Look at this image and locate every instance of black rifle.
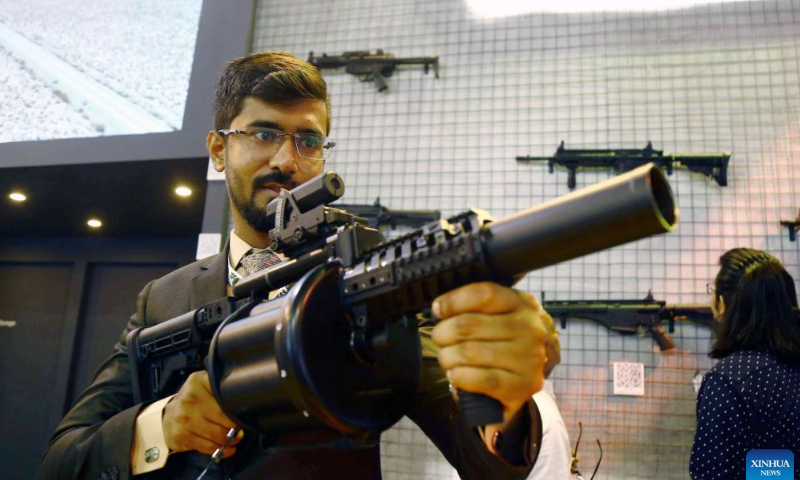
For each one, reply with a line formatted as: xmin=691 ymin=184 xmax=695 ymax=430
xmin=543 ymin=291 xmax=714 ymax=351
xmin=335 ymin=198 xmax=440 ymax=230
xmin=517 ymin=141 xmax=730 ymax=189
xmin=780 ymin=209 xmax=800 ymax=242
xmin=308 ymin=50 xmax=439 ymax=91
xmin=127 ymin=164 xmax=677 ymax=443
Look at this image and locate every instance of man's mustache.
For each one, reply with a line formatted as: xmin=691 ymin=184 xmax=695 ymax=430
xmin=253 ymin=170 xmax=297 ymax=191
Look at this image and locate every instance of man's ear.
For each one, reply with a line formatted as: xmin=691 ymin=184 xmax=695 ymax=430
xmin=206 ymin=130 xmax=226 ymax=172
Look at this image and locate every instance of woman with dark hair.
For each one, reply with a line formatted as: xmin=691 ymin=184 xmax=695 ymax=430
xmin=690 ymin=248 xmax=800 ymax=479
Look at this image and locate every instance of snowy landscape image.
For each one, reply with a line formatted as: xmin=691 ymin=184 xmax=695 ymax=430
xmin=0 ymin=0 xmax=203 ymax=143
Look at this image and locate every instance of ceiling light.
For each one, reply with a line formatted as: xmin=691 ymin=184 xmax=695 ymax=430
xmin=175 ymin=186 xmax=192 ymax=197
xmin=9 ymin=192 xmax=27 ymax=202
xmin=87 ymin=218 xmax=103 ymax=228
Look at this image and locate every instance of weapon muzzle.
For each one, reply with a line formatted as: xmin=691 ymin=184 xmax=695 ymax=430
xmin=484 ymin=163 xmax=678 ymax=278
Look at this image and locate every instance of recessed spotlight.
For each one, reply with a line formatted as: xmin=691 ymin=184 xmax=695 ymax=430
xmin=87 ymin=218 xmax=103 ymax=228
xmin=175 ymin=186 xmax=192 ymax=197
xmin=9 ymin=192 xmax=27 ymax=202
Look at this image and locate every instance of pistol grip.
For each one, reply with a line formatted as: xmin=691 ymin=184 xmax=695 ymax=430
xmin=651 ymin=325 xmax=675 ymax=351
xmin=372 ymin=66 xmax=389 ymax=92
xmin=458 ymin=391 xmax=504 ymax=427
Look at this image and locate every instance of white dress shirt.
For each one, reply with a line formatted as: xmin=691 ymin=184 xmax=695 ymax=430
xmin=527 ymin=380 xmax=573 ymax=480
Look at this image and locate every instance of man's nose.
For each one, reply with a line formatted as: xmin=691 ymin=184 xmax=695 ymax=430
xmin=268 ymin=136 xmax=298 ymax=175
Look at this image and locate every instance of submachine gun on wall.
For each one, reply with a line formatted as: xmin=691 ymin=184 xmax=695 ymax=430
xmin=517 ymin=141 xmax=730 ymax=189
xmin=543 ymin=291 xmax=714 ymax=351
xmin=780 ymin=209 xmax=800 ymax=242
xmin=308 ymin=50 xmax=439 ymax=91
xmin=126 ymin=164 xmax=677 ymax=444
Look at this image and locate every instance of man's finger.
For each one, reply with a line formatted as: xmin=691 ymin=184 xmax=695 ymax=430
xmin=195 ymin=371 xmax=213 ymax=394
xmin=433 ymin=282 xmax=532 ymax=318
xmin=202 ymin=407 xmax=238 ymax=431
xmin=517 ymin=290 xmax=541 ymax=310
xmin=192 ymin=421 xmax=239 ymax=446
xmin=231 ymin=428 xmax=245 ymax=445
xmin=184 ymin=435 xmax=238 ymax=458
xmin=448 ymin=365 xmax=542 ymax=401
xmin=188 ymin=371 xmax=239 ymax=431
xmin=437 ymin=339 xmax=539 ymax=373
xmin=431 ymin=311 xmax=532 ymax=345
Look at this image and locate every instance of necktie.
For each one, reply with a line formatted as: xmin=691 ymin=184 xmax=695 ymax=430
xmin=239 ymin=248 xmax=281 ymax=275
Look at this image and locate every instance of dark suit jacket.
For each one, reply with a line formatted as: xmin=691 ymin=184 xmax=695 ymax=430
xmin=36 ymin=246 xmax=537 ymax=480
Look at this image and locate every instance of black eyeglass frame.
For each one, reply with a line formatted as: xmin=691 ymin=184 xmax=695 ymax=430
xmin=217 ymin=127 xmax=336 ymax=161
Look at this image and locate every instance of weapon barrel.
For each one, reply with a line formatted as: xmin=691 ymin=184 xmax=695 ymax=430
xmin=668 ymin=153 xmax=730 ymax=161
xmin=233 ymin=248 xmax=330 ymax=297
xmin=484 ymin=163 xmax=677 ymax=278
xmin=310 ymin=58 xmax=347 ymax=68
xmin=391 ymin=56 xmax=438 ymax=65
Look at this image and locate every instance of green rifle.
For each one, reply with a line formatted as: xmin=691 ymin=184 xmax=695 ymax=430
xmin=543 ymin=291 xmax=714 ymax=351
xmin=308 ymin=50 xmax=439 ymax=91
xmin=517 ymin=141 xmax=730 ymax=189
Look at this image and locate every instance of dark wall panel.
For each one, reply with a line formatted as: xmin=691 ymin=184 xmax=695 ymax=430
xmin=0 ymin=236 xmax=197 ymax=480
xmin=69 ymin=262 xmax=177 ymax=404
xmin=0 ymin=263 xmax=75 ymax=480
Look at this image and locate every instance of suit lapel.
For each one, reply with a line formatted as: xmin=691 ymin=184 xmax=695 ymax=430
xmin=190 ymin=243 xmax=230 ymax=309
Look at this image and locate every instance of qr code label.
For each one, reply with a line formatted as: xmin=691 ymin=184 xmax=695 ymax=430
xmin=613 ymin=362 xmax=645 ymax=396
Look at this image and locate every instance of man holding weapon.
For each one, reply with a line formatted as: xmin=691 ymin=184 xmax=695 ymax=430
xmin=38 ymin=50 xmax=679 ymax=480
xmin=37 ymin=51 xmax=549 ymax=480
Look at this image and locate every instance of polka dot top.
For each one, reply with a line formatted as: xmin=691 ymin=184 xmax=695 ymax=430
xmin=689 ymin=350 xmax=800 ymax=479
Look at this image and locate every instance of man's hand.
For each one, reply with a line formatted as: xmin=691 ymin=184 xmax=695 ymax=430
xmin=431 ymin=282 xmax=547 ymax=454
xmin=162 ymin=371 xmax=244 ymax=458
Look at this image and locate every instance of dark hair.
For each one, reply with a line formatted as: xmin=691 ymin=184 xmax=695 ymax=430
xmin=213 ymin=51 xmax=331 ymax=133
xmin=710 ymin=248 xmax=800 ymax=365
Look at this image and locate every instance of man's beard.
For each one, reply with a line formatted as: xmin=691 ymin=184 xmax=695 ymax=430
xmin=227 ymin=168 xmax=297 ymax=233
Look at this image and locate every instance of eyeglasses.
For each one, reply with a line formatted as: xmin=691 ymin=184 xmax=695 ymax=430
xmin=218 ymin=127 xmax=336 ymax=162
xmin=706 ymin=282 xmax=716 ymax=295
